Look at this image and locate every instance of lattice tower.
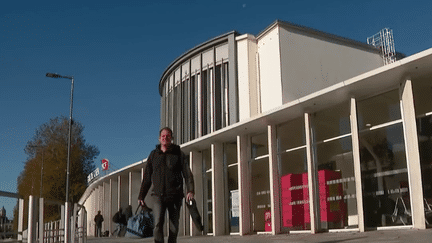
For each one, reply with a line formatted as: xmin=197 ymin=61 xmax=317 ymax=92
xmin=367 ymin=28 xmax=396 ymax=65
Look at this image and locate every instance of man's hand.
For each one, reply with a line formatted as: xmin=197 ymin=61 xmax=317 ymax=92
xmin=186 ymin=192 xmax=194 ymax=203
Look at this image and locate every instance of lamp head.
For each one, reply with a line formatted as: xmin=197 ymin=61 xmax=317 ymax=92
xmin=46 ymin=73 xmax=61 ymax=78
xmin=46 ymin=73 xmax=73 ymax=80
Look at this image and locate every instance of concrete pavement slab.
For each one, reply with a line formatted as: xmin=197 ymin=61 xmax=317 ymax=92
xmin=87 ymin=228 xmax=432 ymax=243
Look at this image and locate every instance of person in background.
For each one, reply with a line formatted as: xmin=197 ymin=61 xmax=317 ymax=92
xmin=94 ymin=210 xmax=104 ymax=237
xmin=138 ymin=127 xmax=194 ymax=243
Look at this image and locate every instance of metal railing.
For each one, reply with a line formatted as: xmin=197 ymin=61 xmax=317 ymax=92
xmin=1 ymin=191 xmax=87 ymax=243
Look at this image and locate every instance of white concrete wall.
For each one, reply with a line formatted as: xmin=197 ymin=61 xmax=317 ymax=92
xmin=119 ymin=174 xmax=129 ymax=209
xmin=130 ymin=171 xmax=141 ymax=210
xmin=257 ymin=27 xmax=283 ymax=113
xmin=103 ymin=181 xmax=110 ymax=233
xmin=110 ymin=178 xmax=118 ymax=234
xmin=237 ymin=34 xmax=259 ymax=121
xmin=278 ymin=26 xmax=383 ymax=103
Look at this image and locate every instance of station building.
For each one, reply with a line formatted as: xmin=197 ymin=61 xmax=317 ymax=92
xmin=79 ymin=20 xmax=432 ymax=237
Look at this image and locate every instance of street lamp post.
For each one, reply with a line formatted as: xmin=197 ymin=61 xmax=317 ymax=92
xmin=46 ymin=72 xmax=74 ymax=242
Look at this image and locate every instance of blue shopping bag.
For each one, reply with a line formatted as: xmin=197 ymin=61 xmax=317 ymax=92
xmin=125 ymin=205 xmax=154 ymax=238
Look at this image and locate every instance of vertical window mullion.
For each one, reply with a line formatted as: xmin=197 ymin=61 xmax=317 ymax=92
xmin=224 ymin=62 xmax=229 ymax=128
xmin=197 ymin=72 xmax=202 ymax=138
xmin=210 ymin=67 xmax=214 ymax=133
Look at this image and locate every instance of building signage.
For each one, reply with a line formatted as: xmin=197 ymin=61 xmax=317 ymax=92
xmin=87 ymin=168 xmax=100 ymax=184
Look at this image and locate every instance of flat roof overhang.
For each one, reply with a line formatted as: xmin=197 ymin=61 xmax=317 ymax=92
xmin=180 ymin=47 xmax=432 ymax=153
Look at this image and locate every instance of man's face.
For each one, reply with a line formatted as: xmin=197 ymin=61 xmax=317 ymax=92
xmin=159 ymin=129 xmax=172 ymax=147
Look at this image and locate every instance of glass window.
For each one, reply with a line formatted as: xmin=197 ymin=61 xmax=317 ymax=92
xmin=182 ymin=78 xmax=190 ymax=143
xmin=223 ymin=62 xmax=229 ymax=127
xmin=357 ymin=90 xmax=410 ymax=227
xmin=224 ymin=142 xmax=239 ymax=233
xmin=174 ymin=81 xmax=181 ymax=144
xmin=202 ymin=70 xmax=209 ymax=136
xmin=251 ymin=133 xmax=268 ymax=159
xmin=250 ymin=133 xmax=270 ymax=232
xmin=412 ymin=77 xmax=432 ymax=217
xmin=357 ymin=90 xmax=401 ymax=131
xmin=202 ymin=149 xmax=212 ymax=234
xmin=215 ymin=65 xmax=222 ymax=131
xmin=315 ymin=137 xmax=356 ymax=229
xmin=278 ymin=117 xmax=310 ymax=231
xmin=190 ymin=75 xmax=197 ymax=140
xmin=251 ymin=157 xmax=270 ymax=232
xmin=312 ymin=103 xmax=357 ymax=230
xmin=209 ymin=68 xmax=213 ymax=132
xmin=197 ymin=73 xmax=202 ymax=138
xmin=313 ymin=103 xmax=351 ymax=141
xmin=278 ymin=118 xmax=305 ymax=152
xmin=168 ymin=87 xmax=173 ymax=130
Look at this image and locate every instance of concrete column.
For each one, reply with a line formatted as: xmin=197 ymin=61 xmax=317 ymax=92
xmin=28 ymin=195 xmax=36 ymax=243
xmin=237 ymin=135 xmax=252 ymax=235
xmin=117 ymin=175 xmax=122 ymax=211
xmin=71 ymin=203 xmax=78 ymax=243
xmin=305 ymin=113 xmax=319 ymax=233
xmin=18 ymin=198 xmax=24 ymax=241
xmin=110 ymin=178 xmax=118 ymax=234
xmin=129 ymin=172 xmax=133 ymax=206
xmin=119 ymin=175 xmax=129 ymax=209
xmin=99 ymin=185 xmax=103 ymax=213
xmin=190 ymin=151 xmax=204 ymax=236
xmin=39 ymin=198 xmax=44 ymax=243
xmin=400 ymin=79 xmax=426 ymax=229
xmin=88 ymin=189 xmax=95 ymax=236
xmin=350 ymin=97 xmax=365 ymax=232
xmin=268 ymin=125 xmax=281 ymax=234
xmin=130 ymin=171 xmax=141 ymax=210
xmin=212 ymin=142 xmax=226 ymax=235
xmin=103 ymin=181 xmax=110 ymax=233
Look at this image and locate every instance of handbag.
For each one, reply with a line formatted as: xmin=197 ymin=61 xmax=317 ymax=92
xmin=124 ymin=205 xmax=154 ymax=238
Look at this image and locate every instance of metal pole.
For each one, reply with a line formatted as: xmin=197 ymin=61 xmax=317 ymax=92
xmin=66 ymin=77 xmax=74 ymax=203
xmin=65 ymin=77 xmax=74 ymax=243
xmin=40 ymin=149 xmax=44 ymax=199
xmin=45 ymin=73 xmax=75 ymax=242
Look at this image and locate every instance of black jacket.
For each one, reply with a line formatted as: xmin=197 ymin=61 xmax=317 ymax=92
xmin=138 ymin=144 xmax=194 ymax=201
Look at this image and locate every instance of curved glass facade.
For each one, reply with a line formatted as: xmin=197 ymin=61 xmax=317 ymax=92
xmin=159 ymin=33 xmax=238 ymax=144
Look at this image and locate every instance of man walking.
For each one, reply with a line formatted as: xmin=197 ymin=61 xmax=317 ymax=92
xmin=138 ymin=127 xmax=195 ymax=243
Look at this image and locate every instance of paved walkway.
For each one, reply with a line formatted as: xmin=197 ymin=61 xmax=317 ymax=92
xmin=87 ymin=228 xmax=432 ymax=243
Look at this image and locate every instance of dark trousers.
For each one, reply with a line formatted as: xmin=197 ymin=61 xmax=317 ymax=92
xmin=152 ymin=195 xmax=182 ymax=243
xmin=95 ymin=225 xmax=102 ymax=237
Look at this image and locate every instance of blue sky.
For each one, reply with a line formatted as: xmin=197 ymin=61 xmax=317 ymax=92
xmin=1 ymin=0 xmax=431 ymax=219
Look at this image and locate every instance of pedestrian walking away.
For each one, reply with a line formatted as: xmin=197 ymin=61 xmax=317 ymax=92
xmin=138 ymin=127 xmax=195 ymax=243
